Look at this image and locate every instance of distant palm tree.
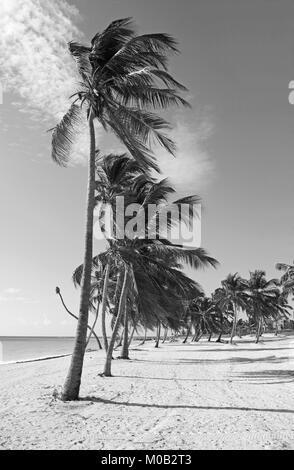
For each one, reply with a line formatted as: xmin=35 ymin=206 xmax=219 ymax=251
xmin=214 ymin=273 xmax=248 ymax=344
xmin=188 ymin=295 xmax=221 ymax=342
xmin=52 ymin=18 xmax=190 ymax=400
xmin=276 ymin=261 xmax=294 ymax=299
xmin=246 ymin=270 xmax=281 ymax=343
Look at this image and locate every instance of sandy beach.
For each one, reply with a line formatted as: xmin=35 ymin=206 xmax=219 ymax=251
xmin=0 ymin=333 xmax=293 ymax=450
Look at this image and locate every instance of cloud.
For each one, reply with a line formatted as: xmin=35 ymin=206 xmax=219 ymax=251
xmin=0 ymin=0 xmax=103 ymax=165
xmin=157 ymin=111 xmax=215 ymax=195
xmin=0 ymin=0 xmax=81 ymax=121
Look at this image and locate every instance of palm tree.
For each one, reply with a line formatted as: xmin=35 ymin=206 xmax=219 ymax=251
xmin=214 ymin=273 xmax=248 ymax=344
xmin=211 ymin=289 xmax=231 ymax=342
xmin=246 ymin=270 xmax=281 ymax=343
xmin=188 ymin=295 xmax=221 ymax=342
xmin=73 ymin=153 xmax=218 ymax=375
xmin=276 ymin=261 xmax=294 ymax=299
xmin=52 ymin=18 xmax=190 ymax=400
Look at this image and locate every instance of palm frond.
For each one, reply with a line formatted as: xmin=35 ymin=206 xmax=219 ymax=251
xmin=51 ymin=104 xmax=83 ymax=166
xmin=68 ymin=42 xmax=92 ymax=79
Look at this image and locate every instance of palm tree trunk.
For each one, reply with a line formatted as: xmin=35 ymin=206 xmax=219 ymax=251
xmin=155 ymin=322 xmax=161 ymax=348
xmin=216 ymin=331 xmax=222 ymax=343
xmin=230 ymin=304 xmax=238 ymax=344
xmin=183 ymin=325 xmax=191 ymax=343
xmin=195 ymin=328 xmax=203 ymax=342
xmin=56 ymin=289 xmax=102 ymax=349
xmin=128 ymin=326 xmax=135 ymax=347
xmin=61 ymin=115 xmax=96 ymax=401
xmin=256 ymin=317 xmax=262 ymax=343
xmin=103 ymin=265 xmax=129 ymax=377
xmin=101 ymin=262 xmax=110 ymax=351
xmin=85 ymin=302 xmax=100 ymax=349
xmin=208 ymin=331 xmax=212 ymax=342
xmin=120 ymin=306 xmax=130 ymax=359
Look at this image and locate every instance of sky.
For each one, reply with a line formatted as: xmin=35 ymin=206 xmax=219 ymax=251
xmin=0 ymin=0 xmax=293 ymax=335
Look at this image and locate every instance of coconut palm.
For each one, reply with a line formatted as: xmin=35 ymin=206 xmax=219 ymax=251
xmin=188 ymin=295 xmax=221 ymax=342
xmin=72 ymin=151 xmax=217 ymax=375
xmin=276 ymin=261 xmax=294 ymax=299
xmin=213 ymin=273 xmax=248 ymax=344
xmin=211 ymin=289 xmax=232 ymax=342
xmin=246 ymin=270 xmax=281 ymax=343
xmin=52 ymin=18 xmax=190 ymax=400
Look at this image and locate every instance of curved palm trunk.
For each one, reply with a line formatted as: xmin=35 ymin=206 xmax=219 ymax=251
xmin=103 ymin=265 xmax=129 ymax=377
xmin=120 ymin=307 xmax=130 ymax=359
xmin=230 ymin=304 xmax=238 ymax=344
xmin=85 ymin=302 xmax=100 ymax=349
xmin=183 ymin=325 xmax=191 ymax=343
xmin=62 ymin=114 xmax=96 ymax=401
xmin=57 ymin=290 xmax=102 ymax=349
xmin=128 ymin=326 xmax=135 ymax=347
xmin=155 ymin=322 xmax=161 ymax=348
xmin=101 ymin=262 xmax=111 ymax=351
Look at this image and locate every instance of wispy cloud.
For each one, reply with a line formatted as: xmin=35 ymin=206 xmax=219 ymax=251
xmin=157 ymin=110 xmax=215 ymax=195
xmin=0 ymin=0 xmax=97 ymax=164
xmin=0 ymin=0 xmax=80 ymax=120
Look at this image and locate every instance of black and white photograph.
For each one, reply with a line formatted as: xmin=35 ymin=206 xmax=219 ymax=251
xmin=0 ymin=0 xmax=294 ymax=453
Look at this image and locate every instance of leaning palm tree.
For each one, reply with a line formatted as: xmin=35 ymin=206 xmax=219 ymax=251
xmin=73 ymin=152 xmax=217 ymax=375
xmin=214 ymin=273 xmax=248 ymax=344
xmin=52 ymin=18 xmax=190 ymax=400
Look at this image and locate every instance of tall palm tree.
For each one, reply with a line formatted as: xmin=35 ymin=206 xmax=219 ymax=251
xmin=52 ymin=18 xmax=190 ymax=400
xmin=214 ymin=273 xmax=248 ymax=344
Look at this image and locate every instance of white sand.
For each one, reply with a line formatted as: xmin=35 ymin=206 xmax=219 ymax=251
xmin=0 ymin=333 xmax=294 ymax=450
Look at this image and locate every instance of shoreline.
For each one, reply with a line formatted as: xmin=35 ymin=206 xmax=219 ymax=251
xmin=0 ymin=348 xmax=99 ymax=366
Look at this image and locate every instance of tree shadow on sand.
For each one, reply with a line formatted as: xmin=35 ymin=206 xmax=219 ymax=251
xmin=234 ymin=369 xmax=294 ymax=385
xmin=79 ymin=396 xmax=294 ymax=414
xmin=131 ymin=356 xmax=290 ymax=365
xmin=171 ymin=347 xmax=293 ymax=353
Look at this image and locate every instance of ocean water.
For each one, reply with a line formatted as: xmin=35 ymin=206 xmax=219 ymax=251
xmin=0 ymin=336 xmax=100 ymax=363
